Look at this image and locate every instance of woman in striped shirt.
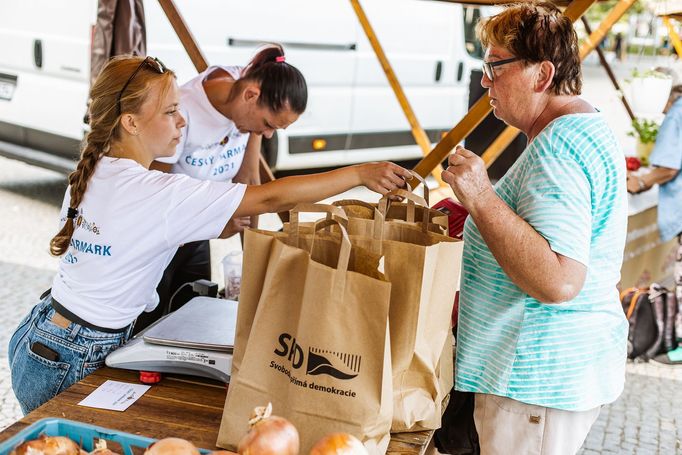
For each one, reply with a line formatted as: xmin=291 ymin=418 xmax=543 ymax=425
xmin=441 ymin=3 xmax=628 ymax=454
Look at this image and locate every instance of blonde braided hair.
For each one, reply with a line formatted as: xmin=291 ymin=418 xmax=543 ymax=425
xmin=50 ymin=55 xmax=175 ymax=256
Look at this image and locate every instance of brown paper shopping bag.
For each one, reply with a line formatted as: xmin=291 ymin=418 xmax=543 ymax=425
xmin=228 ymin=204 xmax=347 ymax=383
xmin=356 ymin=222 xmax=462 ymax=432
xmin=218 ymin=217 xmax=393 ymax=454
xmin=326 ymin=189 xmax=462 ymax=432
xmin=283 ymin=198 xmax=463 ymax=432
xmin=230 ymin=204 xmax=379 ymax=383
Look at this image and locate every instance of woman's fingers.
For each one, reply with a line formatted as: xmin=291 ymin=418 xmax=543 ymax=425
xmin=441 ymin=169 xmax=456 ymax=186
xmin=387 ymin=170 xmax=407 ymax=187
xmin=390 ymin=162 xmax=413 ymax=180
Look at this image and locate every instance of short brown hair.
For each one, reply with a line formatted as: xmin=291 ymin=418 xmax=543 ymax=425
xmin=476 ymin=2 xmax=581 ymax=96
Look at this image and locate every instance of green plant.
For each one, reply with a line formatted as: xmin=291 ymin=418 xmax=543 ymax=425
xmin=628 ymin=118 xmax=659 ymax=144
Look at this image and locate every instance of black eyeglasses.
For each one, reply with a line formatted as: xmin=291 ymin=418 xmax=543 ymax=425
xmin=482 ymin=57 xmax=521 ymax=82
xmin=116 ymin=56 xmax=168 ymax=116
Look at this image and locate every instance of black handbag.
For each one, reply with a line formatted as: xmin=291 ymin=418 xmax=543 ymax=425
xmin=433 ymin=389 xmax=480 ymax=454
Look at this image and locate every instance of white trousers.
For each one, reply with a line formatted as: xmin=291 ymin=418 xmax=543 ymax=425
xmin=473 ymin=393 xmax=601 ymax=455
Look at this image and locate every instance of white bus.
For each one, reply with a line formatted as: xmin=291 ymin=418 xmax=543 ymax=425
xmin=0 ymin=0 xmax=482 ymax=173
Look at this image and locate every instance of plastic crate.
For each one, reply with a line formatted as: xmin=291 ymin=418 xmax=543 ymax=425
xmin=0 ymin=418 xmax=212 ymax=455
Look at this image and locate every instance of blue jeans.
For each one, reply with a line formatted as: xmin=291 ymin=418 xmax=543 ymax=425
xmin=7 ymin=294 xmax=133 ymax=415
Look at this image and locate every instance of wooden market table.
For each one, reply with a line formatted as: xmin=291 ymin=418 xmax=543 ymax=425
xmin=0 ymin=367 xmax=436 ymax=454
xmin=620 ymin=188 xmax=678 ymax=289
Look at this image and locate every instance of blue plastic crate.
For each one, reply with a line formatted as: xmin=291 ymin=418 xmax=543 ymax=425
xmin=0 ymin=418 xmax=212 ymax=455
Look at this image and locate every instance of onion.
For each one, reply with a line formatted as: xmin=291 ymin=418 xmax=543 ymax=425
xmin=309 ymin=433 xmax=368 ymax=455
xmin=88 ymin=439 xmax=120 ymax=455
xmin=11 ymin=435 xmax=81 ymax=455
xmin=237 ymin=403 xmax=299 ymax=455
xmin=144 ymin=438 xmax=200 ymax=455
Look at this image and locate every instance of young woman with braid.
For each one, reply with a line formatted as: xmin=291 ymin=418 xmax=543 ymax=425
xmin=136 ymin=44 xmax=305 ymax=334
xmin=8 ymin=55 xmax=410 ymax=414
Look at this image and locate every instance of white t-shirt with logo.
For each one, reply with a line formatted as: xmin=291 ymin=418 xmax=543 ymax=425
xmin=50 ymin=156 xmax=246 ymax=329
xmin=157 ymin=65 xmax=250 ymax=182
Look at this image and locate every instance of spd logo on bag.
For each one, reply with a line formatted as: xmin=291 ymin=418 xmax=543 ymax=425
xmin=273 ymin=332 xmax=361 ymax=381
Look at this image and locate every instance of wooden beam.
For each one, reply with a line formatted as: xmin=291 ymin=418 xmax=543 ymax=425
xmin=349 ymin=0 xmax=446 ymax=187
xmin=481 ymin=126 xmax=521 ymax=168
xmin=157 ymin=0 xmax=208 ymax=73
xmin=663 ymin=16 xmax=682 ymax=60
xmin=562 ymin=0 xmax=598 ymax=21
xmin=410 ymin=0 xmax=597 ymax=187
xmin=156 ymin=0 xmax=287 ymax=221
xmin=578 ymin=0 xmax=636 ymax=59
xmin=411 ymin=94 xmax=491 ymax=183
xmin=581 ymin=16 xmax=635 ymax=121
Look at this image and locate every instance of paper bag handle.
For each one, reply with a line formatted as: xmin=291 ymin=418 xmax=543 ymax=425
xmin=288 ymin=203 xmax=348 ymax=245
xmin=311 ymin=218 xmax=350 ymax=298
xmin=332 ymin=199 xmax=385 ymax=240
xmin=405 ymin=170 xmax=430 ymax=207
xmin=378 ymin=189 xmax=429 ymax=233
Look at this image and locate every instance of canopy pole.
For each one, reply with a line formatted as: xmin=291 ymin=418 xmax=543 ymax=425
xmin=581 ymin=16 xmax=636 ymax=121
xmin=663 ymin=16 xmax=682 ymax=59
xmin=157 ymin=0 xmax=208 ymax=73
xmin=349 ymin=0 xmax=446 ymax=187
xmin=578 ymin=0 xmax=636 ymax=59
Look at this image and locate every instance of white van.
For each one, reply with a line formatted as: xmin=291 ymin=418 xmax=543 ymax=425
xmin=0 ymin=0 xmax=482 ymax=173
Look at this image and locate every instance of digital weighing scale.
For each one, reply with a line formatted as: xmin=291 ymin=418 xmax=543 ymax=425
xmin=105 ymin=296 xmax=238 ymax=382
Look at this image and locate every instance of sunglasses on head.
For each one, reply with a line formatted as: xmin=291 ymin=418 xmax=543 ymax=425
xmin=116 ymin=56 xmax=168 ymax=116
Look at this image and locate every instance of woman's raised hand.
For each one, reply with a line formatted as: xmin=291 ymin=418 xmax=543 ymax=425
xmin=442 ymin=145 xmax=494 ymax=212
xmin=356 ymin=162 xmax=412 ymax=195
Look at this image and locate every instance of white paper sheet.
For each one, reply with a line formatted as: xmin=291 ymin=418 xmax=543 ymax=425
xmin=78 ymin=380 xmax=151 ymax=411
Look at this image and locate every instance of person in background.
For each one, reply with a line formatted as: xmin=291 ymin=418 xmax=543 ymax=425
xmin=8 ymin=55 xmax=410 ymax=415
xmin=627 ymin=83 xmax=682 ymax=365
xmin=613 ymin=32 xmax=625 ymax=61
xmin=439 ymin=3 xmax=628 ymax=454
xmin=137 ymin=44 xmax=305 ymax=333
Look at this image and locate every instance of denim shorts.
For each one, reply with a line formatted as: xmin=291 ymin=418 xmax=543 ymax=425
xmin=7 ymin=294 xmax=133 ymax=415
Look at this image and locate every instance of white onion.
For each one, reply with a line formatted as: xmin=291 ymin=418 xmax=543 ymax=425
xmin=10 ymin=435 xmax=81 ymax=455
xmin=237 ymin=403 xmax=299 ymax=455
xmin=309 ymin=433 xmax=368 ymax=455
xmin=144 ymin=437 xmax=200 ymax=455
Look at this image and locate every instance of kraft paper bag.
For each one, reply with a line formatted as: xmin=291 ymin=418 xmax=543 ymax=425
xmin=218 ymin=217 xmax=393 ymax=454
xmin=350 ymin=220 xmax=462 ymax=432
xmin=283 ymin=200 xmax=463 ymax=432
xmin=230 ymin=204 xmax=379 ymax=382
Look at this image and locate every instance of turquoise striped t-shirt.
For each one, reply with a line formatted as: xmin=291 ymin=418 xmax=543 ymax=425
xmin=455 ymin=113 xmax=629 ymax=411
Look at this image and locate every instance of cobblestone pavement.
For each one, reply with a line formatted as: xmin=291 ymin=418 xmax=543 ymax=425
xmin=0 ymin=158 xmax=64 ymax=429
